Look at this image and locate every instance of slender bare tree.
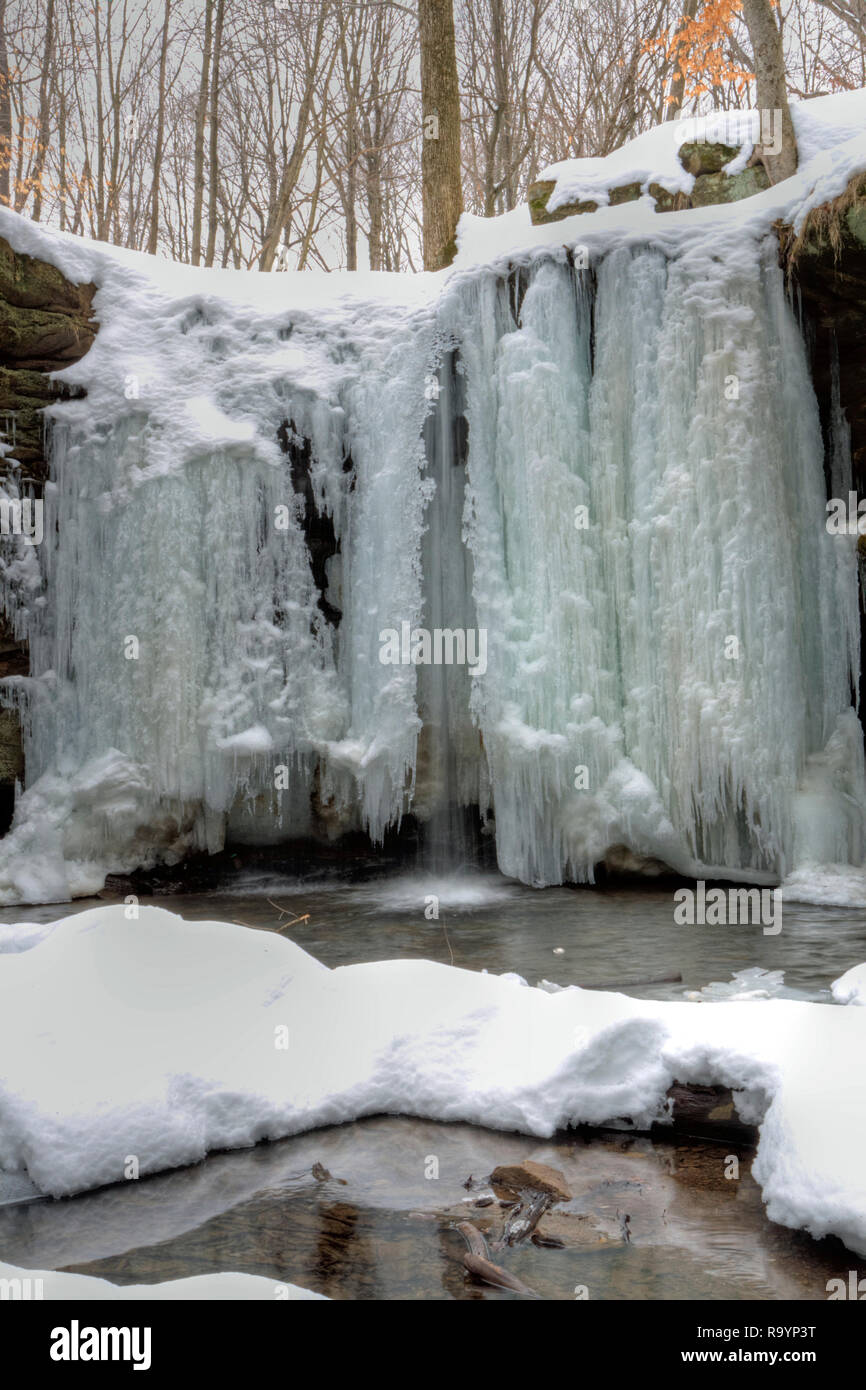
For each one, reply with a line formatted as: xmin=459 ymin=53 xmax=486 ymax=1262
xmin=419 ymin=0 xmax=463 ymax=269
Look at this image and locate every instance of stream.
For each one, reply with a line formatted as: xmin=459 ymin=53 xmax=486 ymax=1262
xmin=1 ymin=874 xmax=864 ymax=1300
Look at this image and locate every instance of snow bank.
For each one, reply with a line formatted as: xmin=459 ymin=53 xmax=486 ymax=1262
xmin=0 ymin=1260 xmax=325 ymax=1300
xmin=832 ymin=962 xmax=866 ymax=1006
xmin=1 ymin=906 xmax=865 ymax=1257
xmin=528 ymin=89 xmax=866 ymax=232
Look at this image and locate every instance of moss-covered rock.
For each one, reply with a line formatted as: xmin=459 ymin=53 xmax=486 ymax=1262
xmin=846 ymin=202 xmax=866 ymax=250
xmin=608 ymin=181 xmax=643 ymax=207
xmin=0 ymin=238 xmax=95 ymax=316
xmin=0 ymin=236 xmax=96 ymax=480
xmin=0 ymin=237 xmax=98 ymax=795
xmin=677 ymin=140 xmax=740 ymax=177
xmin=690 ymin=166 xmax=770 ymax=207
xmin=0 ymin=298 xmax=96 ymax=366
xmin=649 ymin=182 xmax=691 ymax=214
xmin=0 ymin=366 xmax=83 ymax=468
xmin=527 ymin=179 xmax=598 ymax=225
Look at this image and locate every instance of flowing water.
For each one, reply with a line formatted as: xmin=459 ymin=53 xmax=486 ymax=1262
xmin=1 ymin=877 xmax=864 ymax=1299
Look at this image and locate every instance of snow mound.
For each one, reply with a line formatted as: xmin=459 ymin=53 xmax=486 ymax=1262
xmin=533 ymin=88 xmax=866 ymax=222
xmin=1 ymin=905 xmax=865 ymax=1257
xmin=0 ymin=1260 xmax=325 ymax=1300
xmin=456 ymin=88 xmax=866 ymax=268
xmin=832 ymin=963 xmax=866 ymax=1006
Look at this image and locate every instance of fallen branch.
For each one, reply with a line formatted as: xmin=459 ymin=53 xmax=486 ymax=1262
xmin=456 ymin=1221 xmax=491 ymax=1260
xmin=461 ymin=1251 xmax=540 ymax=1298
xmin=496 ymin=1189 xmax=552 ymax=1248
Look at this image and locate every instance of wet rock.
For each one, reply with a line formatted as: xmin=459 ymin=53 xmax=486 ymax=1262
xmin=664 ymin=1082 xmax=756 ymax=1142
xmin=489 ymin=1160 xmax=572 ymax=1203
xmin=0 ymin=707 xmax=23 ymax=784
xmin=533 ymin=1210 xmax=621 ymax=1248
xmin=531 ymin=1231 xmax=564 ymax=1249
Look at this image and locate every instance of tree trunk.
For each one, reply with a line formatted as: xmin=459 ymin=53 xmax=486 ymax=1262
xmin=740 ymin=0 xmax=797 ymax=182
xmin=0 ymin=0 xmax=11 ymax=206
xmin=147 ymin=0 xmax=172 ymax=255
xmin=204 ymin=0 xmax=225 ymax=267
xmin=192 ymin=0 xmax=214 ymax=266
xmin=418 ymin=0 xmax=463 ymax=270
xmin=665 ymin=1 xmax=698 ymax=120
xmin=31 ymin=0 xmax=55 ymax=221
xmin=258 ymin=9 xmax=329 ymax=272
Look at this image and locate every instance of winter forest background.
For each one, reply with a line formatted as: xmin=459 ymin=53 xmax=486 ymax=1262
xmin=2 ymin=0 xmax=866 ymax=274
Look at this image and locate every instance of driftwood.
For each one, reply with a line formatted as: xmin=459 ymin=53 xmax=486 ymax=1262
xmin=457 ymin=1221 xmax=540 ymax=1297
xmin=495 ymin=1189 xmax=552 ymax=1248
xmin=461 ymin=1252 xmax=540 ymax=1298
xmin=456 ymin=1221 xmax=491 ymax=1260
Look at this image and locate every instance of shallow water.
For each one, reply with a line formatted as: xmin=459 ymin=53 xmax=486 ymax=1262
xmin=1 ymin=874 xmax=864 ymax=1299
xmin=7 ymin=870 xmax=860 ymax=1000
xmin=0 ymin=1116 xmax=860 ymax=1301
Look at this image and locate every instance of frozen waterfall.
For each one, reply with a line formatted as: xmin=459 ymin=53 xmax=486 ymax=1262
xmin=0 ymin=234 xmax=863 ymax=901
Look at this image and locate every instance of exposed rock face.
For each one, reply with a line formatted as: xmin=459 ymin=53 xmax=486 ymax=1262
xmin=690 ymin=165 xmax=769 ymax=207
xmin=676 ymin=140 xmax=741 ymax=177
xmin=0 ymin=237 xmax=96 ymax=483
xmin=527 ymin=143 xmax=769 ymax=225
xmin=647 ymin=182 xmax=691 ymax=214
xmin=783 ymin=175 xmax=866 ymax=486
xmin=527 ymin=179 xmax=597 ymax=224
xmin=0 ymin=235 xmax=97 ymax=825
xmin=783 ymin=174 xmax=866 ymax=709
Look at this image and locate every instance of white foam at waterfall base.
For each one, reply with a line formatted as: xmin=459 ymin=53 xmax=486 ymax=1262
xmin=1 ymin=88 xmax=866 ymax=900
xmin=1 ymin=905 xmax=865 ymax=1259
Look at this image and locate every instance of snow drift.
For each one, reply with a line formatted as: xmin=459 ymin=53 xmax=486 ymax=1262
xmin=1 ymin=905 xmax=865 ymax=1257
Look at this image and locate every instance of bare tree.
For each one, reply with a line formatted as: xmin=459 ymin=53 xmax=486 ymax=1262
xmin=419 ymin=0 xmax=463 ymax=269
xmin=742 ymin=0 xmax=798 ymax=179
xmin=0 ymin=0 xmax=11 ymax=206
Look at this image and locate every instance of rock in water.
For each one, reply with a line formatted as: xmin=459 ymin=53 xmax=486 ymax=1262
xmin=489 ymin=1161 xmax=573 ymax=1203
